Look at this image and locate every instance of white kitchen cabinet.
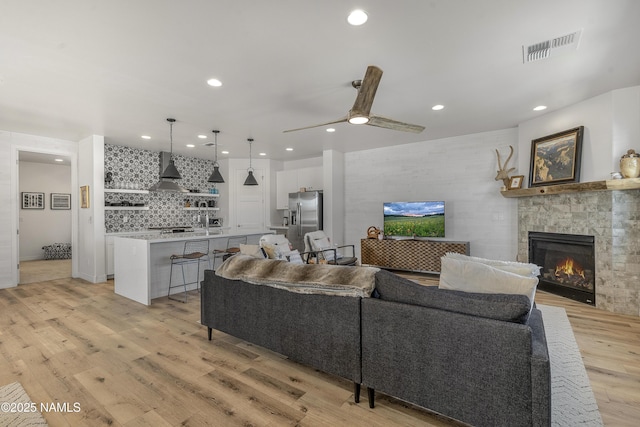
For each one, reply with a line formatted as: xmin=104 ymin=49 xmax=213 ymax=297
xmin=298 ymin=166 xmax=322 ymax=192
xmin=276 ymin=166 xmax=322 ymax=209
xmin=276 ymin=169 xmax=299 ymax=209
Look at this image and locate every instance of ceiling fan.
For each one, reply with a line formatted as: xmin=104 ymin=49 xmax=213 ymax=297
xmin=283 ymin=65 xmax=425 ymax=134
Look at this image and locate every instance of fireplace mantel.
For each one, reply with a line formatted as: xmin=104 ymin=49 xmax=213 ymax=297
xmin=501 ymin=177 xmax=640 ymax=198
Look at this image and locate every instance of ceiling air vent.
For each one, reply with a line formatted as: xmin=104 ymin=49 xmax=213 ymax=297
xmin=523 ymin=29 xmax=582 ymax=63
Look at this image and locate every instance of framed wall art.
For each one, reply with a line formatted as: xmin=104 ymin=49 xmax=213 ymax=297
xmin=22 ymin=192 xmax=45 ymax=209
xmin=529 ymin=126 xmax=584 ymax=187
xmin=508 ymin=175 xmax=524 ymax=190
xmin=51 ymin=193 xmax=71 ymax=210
xmin=80 ymin=185 xmax=90 ymax=208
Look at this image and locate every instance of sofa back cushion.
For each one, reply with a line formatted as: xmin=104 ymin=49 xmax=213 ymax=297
xmin=439 ymin=254 xmax=538 ymax=313
xmin=374 ymin=269 xmax=532 ymax=324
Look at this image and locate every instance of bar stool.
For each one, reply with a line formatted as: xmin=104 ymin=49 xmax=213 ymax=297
xmin=212 ymin=236 xmax=248 ymax=270
xmin=168 ymin=240 xmax=211 ymax=303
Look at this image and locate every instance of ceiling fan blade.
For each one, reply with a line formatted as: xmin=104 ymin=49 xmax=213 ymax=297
xmin=367 ymin=115 xmax=425 ymax=133
xmin=283 ymin=117 xmax=347 ymax=133
xmin=350 ymin=65 xmax=383 ymax=116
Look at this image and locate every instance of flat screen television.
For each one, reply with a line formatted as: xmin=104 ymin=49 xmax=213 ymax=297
xmin=383 ymin=201 xmax=445 ymax=238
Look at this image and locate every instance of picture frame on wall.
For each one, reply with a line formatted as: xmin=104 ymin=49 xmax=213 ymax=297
xmin=22 ymin=192 xmax=45 ymax=209
xmin=51 ymin=193 xmax=71 ymax=210
xmin=529 ymin=126 xmax=584 ymax=187
xmin=80 ymin=185 xmax=90 ymax=208
xmin=508 ymin=175 xmax=524 ymax=190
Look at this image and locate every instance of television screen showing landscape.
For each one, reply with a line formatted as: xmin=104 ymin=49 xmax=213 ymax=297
xmin=383 ymin=201 xmax=445 ymax=237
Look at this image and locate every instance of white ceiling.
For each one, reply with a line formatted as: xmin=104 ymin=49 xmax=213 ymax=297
xmin=2 ymin=0 xmax=639 ymax=162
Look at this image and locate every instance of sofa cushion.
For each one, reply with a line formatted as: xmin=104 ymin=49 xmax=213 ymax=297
xmin=374 ymin=269 xmax=532 ymax=323
xmin=239 ymin=244 xmax=266 ymax=259
xmin=439 ymin=254 xmax=538 ymax=312
xmin=443 ymin=252 xmax=540 ymax=277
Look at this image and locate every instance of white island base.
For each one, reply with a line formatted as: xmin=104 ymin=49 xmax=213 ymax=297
xmin=114 ymin=230 xmax=271 ymax=305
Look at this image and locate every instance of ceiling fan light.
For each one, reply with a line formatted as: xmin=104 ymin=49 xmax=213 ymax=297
xmin=208 ymin=165 xmax=224 ymax=183
xmin=348 ymin=116 xmax=369 ymax=125
xmin=244 ymin=170 xmax=258 ymax=186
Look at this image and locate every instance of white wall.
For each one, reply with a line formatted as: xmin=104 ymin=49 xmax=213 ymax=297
xmin=19 ymin=162 xmax=72 ymax=260
xmin=344 ymin=128 xmax=519 ymax=262
xmin=518 ymin=85 xmax=640 ymax=183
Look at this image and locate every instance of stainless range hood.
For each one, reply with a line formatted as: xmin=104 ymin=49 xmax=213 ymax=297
xmin=149 ymin=152 xmax=189 ymax=192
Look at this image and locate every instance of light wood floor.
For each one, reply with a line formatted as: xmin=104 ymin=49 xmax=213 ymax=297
xmin=19 ymin=259 xmax=72 ymax=284
xmin=0 ymin=274 xmax=639 ymax=426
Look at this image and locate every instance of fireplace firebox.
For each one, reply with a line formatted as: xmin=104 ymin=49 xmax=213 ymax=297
xmin=528 ymin=232 xmax=595 ymax=305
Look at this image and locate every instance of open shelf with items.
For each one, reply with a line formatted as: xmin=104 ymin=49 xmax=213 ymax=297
xmin=500 ymin=177 xmax=640 ymax=198
xmin=187 ymin=193 xmax=220 ymax=197
xmin=105 ymin=206 xmax=149 ymax=211
xmin=183 ymin=207 xmax=220 ymax=211
xmin=105 ymin=189 xmax=150 ymax=194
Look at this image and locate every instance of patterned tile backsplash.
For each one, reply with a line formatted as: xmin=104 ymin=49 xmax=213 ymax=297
xmin=104 ymin=144 xmax=220 ymax=233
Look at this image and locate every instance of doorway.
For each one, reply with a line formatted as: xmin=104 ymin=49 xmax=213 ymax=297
xmin=18 ymin=151 xmax=73 ymax=284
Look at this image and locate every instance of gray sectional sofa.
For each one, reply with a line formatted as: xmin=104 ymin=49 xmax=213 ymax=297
xmin=200 ymin=256 xmax=551 ymax=426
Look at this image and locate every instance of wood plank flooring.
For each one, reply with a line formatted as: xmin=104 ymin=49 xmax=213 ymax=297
xmin=0 ymin=273 xmax=639 ymax=426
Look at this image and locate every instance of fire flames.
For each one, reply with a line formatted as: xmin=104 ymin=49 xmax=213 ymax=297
xmin=554 ymin=257 xmax=585 ymax=279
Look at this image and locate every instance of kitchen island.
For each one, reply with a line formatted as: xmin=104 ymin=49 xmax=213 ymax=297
xmin=113 ymin=229 xmax=272 ymax=305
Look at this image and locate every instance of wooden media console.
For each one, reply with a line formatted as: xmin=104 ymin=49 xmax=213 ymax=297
xmin=361 ymin=238 xmax=470 ymax=273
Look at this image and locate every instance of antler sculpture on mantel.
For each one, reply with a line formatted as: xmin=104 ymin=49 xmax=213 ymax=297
xmin=495 ymin=145 xmax=515 ymax=188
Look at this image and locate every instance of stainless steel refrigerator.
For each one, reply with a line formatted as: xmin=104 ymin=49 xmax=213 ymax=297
xmin=288 ymin=191 xmax=323 ymax=251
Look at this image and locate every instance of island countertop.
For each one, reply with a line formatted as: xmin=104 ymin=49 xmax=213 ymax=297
xmin=113 ymin=229 xmax=272 ymax=305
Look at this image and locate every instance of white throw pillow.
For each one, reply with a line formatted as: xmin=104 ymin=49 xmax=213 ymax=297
xmin=311 ymin=237 xmax=336 ymax=261
xmin=284 ymin=249 xmax=304 ymax=264
xmin=239 ymin=244 xmax=266 ymax=259
xmin=439 ymin=255 xmax=538 ymax=310
xmin=444 ymin=252 xmax=540 ymax=277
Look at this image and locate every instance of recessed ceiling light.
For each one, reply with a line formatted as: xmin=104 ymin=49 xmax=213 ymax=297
xmin=186 ymin=144 xmax=195 ymax=148
xmin=141 ymin=135 xmax=151 ymax=140
xmin=533 ymin=105 xmax=547 ymax=111
xmin=221 ymin=150 xmax=229 ymax=154
xmin=54 ymin=158 xmax=63 ymax=162
xmin=286 ymin=147 xmax=294 ymax=151
xmin=197 ymin=134 xmax=207 ymax=139
xmin=259 ymin=152 xmax=266 ymax=156
xmin=347 ymin=9 xmax=368 ymax=26
xmin=432 ymin=105 xmax=444 ymax=111
xmin=207 ymin=78 xmax=222 ymax=87
xmin=326 ymin=128 xmax=336 ymax=132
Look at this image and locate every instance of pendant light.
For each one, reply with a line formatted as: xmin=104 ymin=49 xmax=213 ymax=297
xmin=243 ymin=138 xmax=258 ymax=186
xmin=161 ymin=118 xmax=182 ymax=179
xmin=207 ymin=129 xmax=224 ymax=183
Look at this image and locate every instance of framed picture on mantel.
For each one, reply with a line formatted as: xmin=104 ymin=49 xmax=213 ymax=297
xmin=529 ymin=126 xmax=583 ymax=187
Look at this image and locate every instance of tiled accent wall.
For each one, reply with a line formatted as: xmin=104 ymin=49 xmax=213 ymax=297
xmin=518 ymin=190 xmax=640 ymax=316
xmin=104 ymin=144 xmax=219 ymax=233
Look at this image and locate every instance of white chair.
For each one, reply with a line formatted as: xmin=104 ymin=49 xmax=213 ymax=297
xmin=168 ymin=240 xmax=211 ymax=302
xmin=259 ymin=234 xmax=308 ymax=263
xmin=304 ymin=231 xmax=358 ymax=266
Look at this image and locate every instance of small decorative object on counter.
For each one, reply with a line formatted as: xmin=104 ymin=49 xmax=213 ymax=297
xmin=620 ymin=149 xmax=640 ymax=178
xmin=367 ymin=226 xmax=381 ymax=239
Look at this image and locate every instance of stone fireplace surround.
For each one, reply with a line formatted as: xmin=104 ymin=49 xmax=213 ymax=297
xmin=517 ymin=189 xmax=640 ymax=316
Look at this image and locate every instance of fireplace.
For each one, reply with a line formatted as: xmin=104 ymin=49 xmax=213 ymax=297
xmin=528 ymin=232 xmax=595 ymax=305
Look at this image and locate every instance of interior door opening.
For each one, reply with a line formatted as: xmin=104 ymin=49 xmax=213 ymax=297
xmin=18 ymin=151 xmax=73 ymax=284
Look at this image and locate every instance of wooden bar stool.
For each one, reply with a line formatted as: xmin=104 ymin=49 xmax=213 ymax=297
xmin=168 ymin=240 xmax=211 ymax=303
xmin=212 ymin=236 xmax=248 ymax=270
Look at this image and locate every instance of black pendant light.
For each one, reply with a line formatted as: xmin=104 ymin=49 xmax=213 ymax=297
xmin=243 ymin=138 xmax=258 ymax=186
xmin=207 ymin=129 xmax=224 ymax=183
xmin=161 ymin=118 xmax=182 ymax=179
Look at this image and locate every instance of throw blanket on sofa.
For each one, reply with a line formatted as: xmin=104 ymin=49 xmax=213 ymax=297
xmin=215 ymin=254 xmax=378 ymax=297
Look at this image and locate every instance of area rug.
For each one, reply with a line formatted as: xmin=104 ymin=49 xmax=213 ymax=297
xmin=538 ymin=304 xmax=603 ymax=426
xmin=0 ymin=382 xmax=48 ymax=426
